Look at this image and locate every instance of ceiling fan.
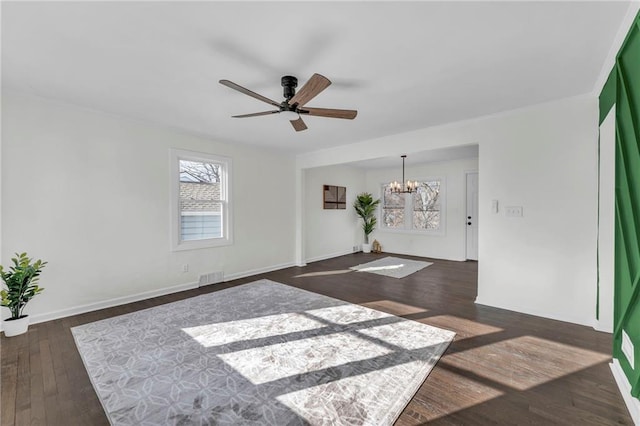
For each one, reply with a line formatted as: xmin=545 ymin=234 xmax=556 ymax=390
xmin=219 ymin=73 xmax=357 ymax=132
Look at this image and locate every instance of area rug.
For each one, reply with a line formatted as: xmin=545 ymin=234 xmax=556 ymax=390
xmin=350 ymin=256 xmax=433 ymax=279
xmin=72 ymin=279 xmax=454 ymax=425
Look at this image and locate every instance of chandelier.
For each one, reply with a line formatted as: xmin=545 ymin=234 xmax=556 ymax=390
xmin=390 ymin=155 xmax=418 ymax=193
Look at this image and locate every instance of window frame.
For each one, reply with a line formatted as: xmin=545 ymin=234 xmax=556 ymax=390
xmin=379 ymin=176 xmax=446 ymax=236
xmin=170 ymin=148 xmax=232 ymax=251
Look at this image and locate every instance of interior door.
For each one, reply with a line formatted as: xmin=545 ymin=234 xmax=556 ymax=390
xmin=466 ymin=172 xmax=479 ymax=261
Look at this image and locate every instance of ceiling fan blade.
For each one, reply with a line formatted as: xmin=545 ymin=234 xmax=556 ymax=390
xmin=232 ymin=110 xmax=280 ymax=118
xmin=302 ymin=107 xmax=358 ymax=120
xmin=290 ymin=117 xmax=308 ymax=132
xmin=288 ymin=73 xmax=331 ymax=107
xmin=219 ymin=79 xmax=281 ymax=107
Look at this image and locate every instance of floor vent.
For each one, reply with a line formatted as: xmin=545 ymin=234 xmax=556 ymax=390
xmin=199 ymin=271 xmax=224 ymax=287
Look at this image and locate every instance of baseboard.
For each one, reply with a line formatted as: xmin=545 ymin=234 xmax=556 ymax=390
xmin=474 ymin=296 xmax=592 ymax=328
xmin=381 ymin=247 xmax=465 ymax=262
xmin=593 ymin=319 xmax=614 ymax=333
xmin=1 ymin=261 xmax=298 ymax=331
xmin=305 ymin=249 xmax=356 ymax=264
xmin=222 ymin=261 xmax=297 ymax=282
xmin=10 ymin=281 xmax=200 ymax=329
xmin=611 ymin=358 xmax=640 ymax=425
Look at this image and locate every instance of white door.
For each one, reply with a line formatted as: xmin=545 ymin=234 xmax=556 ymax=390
xmin=466 ymin=172 xmax=479 ymax=261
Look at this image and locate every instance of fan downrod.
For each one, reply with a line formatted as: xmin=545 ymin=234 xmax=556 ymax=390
xmin=281 ymin=76 xmax=298 ymax=100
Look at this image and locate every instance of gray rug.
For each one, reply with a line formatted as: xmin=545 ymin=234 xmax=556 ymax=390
xmin=350 ymin=256 xmax=433 ymax=279
xmin=72 ymin=279 xmax=454 ymax=425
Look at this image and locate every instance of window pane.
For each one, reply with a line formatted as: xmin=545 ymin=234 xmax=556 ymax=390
xmin=383 ymin=208 xmax=404 ymax=228
xmin=413 ymin=181 xmax=440 ymax=211
xmin=179 ymin=160 xmax=222 ymax=241
xmin=413 ymin=210 xmax=440 ymax=230
xmin=179 ymin=160 xmax=220 ymax=183
xmin=181 ymin=213 xmax=222 ymax=240
xmin=383 ymin=185 xmax=404 ymax=208
xmin=412 ymin=181 xmax=441 ymax=230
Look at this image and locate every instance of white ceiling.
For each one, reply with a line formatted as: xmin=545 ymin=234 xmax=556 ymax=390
xmin=1 ymin=1 xmax=631 ymax=155
xmin=349 ymin=144 xmax=480 ymax=169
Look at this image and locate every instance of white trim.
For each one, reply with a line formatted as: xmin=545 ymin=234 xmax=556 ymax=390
xmin=611 ymin=358 xmax=640 ymax=425
xmin=592 ymin=2 xmax=640 ymax=96
xmin=464 ymin=170 xmax=480 ymax=261
xmin=592 ymin=319 xmax=613 ymax=333
xmin=222 ymin=261 xmax=297 ymax=281
xmin=2 ymin=281 xmax=200 ymax=330
xmin=170 ymin=148 xmax=233 ymax=251
xmin=305 ymin=249 xmax=355 ymax=264
xmin=1 ymin=261 xmax=299 ymax=331
xmin=181 ymin=211 xmax=222 ymax=217
xmin=474 ymin=296 xmax=592 ymax=327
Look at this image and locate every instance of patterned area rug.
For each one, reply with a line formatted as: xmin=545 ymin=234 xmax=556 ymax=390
xmin=350 ymin=256 xmax=433 ymax=279
xmin=72 ymin=280 xmax=454 ymax=425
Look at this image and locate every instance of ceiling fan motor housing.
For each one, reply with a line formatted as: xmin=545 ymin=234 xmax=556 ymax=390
xmin=281 ymin=76 xmax=298 ymax=101
xmin=219 ymin=73 xmax=356 ymax=132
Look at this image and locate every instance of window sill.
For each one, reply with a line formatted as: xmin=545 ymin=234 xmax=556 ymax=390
xmin=378 ymin=228 xmax=445 ymax=237
xmin=172 ymin=237 xmax=233 ymax=251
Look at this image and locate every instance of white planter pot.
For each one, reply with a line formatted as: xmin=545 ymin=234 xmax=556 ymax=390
xmin=3 ymin=316 xmax=30 ymax=337
xmin=362 ymin=243 xmax=372 ymax=253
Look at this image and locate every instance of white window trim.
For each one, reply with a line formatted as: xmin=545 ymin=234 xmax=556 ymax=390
xmin=378 ymin=176 xmax=446 ymax=236
xmin=170 ymin=148 xmax=233 ymax=251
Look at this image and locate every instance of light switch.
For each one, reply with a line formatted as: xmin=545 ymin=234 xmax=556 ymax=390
xmin=505 ymin=206 xmax=523 ymax=217
xmin=491 ymin=199 xmax=498 ymax=213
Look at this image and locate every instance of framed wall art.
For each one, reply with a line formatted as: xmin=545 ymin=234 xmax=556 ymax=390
xmin=323 ymin=185 xmax=346 ymax=209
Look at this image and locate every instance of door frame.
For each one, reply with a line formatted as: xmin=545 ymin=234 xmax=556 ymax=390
xmin=464 ymin=170 xmax=479 ymax=261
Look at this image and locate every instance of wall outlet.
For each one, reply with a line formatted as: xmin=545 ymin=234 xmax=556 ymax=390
xmin=622 ymin=329 xmax=635 ymax=370
xmin=505 ymin=206 xmax=523 ymax=217
xmin=182 ymin=264 xmax=189 ymax=273
xmin=353 ymin=245 xmax=360 ymax=252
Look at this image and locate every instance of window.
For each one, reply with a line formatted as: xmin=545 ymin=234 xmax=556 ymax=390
xmin=381 ymin=179 xmax=444 ymax=234
xmin=171 ymin=149 xmax=232 ymax=250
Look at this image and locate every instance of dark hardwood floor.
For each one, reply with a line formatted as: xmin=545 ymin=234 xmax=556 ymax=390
xmin=1 ymin=253 xmax=631 ymax=425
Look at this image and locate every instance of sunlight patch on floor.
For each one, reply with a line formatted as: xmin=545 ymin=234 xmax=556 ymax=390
xmin=293 ymin=269 xmax=353 ymax=278
xmin=355 ymin=263 xmax=404 ymax=272
xmin=421 ymin=315 xmax=503 ymax=340
xmin=362 ymin=300 xmax=428 ymax=315
xmin=441 ymin=335 xmax=611 ymax=391
xmin=410 ymin=366 xmax=505 ymax=422
xmin=181 ymin=312 xmax=324 ymax=347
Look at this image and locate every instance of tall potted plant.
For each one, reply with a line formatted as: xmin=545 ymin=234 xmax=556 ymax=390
xmin=354 ymin=192 xmax=381 ymax=253
xmin=1 ymin=252 xmax=47 ymax=337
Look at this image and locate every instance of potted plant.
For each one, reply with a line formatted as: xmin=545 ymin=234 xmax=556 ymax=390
xmin=353 ymin=192 xmax=381 ymax=253
xmin=1 ymin=252 xmax=47 ymax=337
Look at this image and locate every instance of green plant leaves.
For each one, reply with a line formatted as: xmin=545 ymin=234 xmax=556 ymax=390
xmin=353 ymin=193 xmax=381 ymax=243
xmin=0 ymin=252 xmax=47 ymax=320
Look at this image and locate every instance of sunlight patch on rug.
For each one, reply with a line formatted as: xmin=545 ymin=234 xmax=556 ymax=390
xmin=182 ymin=312 xmax=324 ymax=347
xmin=350 ymin=256 xmax=433 ymax=279
xmin=218 ymin=332 xmax=393 ymax=385
xmin=72 ymin=279 xmax=454 ymax=425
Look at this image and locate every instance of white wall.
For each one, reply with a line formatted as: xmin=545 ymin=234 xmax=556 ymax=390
xmin=303 ymin=165 xmax=365 ymax=262
xmin=596 ymin=107 xmax=615 ymax=332
xmin=365 ymin=158 xmax=478 ymax=261
xmin=297 ymin=95 xmax=599 ymax=327
xmin=1 ymin=91 xmax=297 ymax=323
